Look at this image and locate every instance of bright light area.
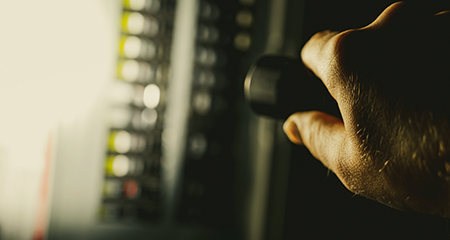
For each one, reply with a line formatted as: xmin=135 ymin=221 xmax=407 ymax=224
xmin=126 ymin=12 xmax=145 ymax=35
xmin=109 ymin=81 xmax=135 ymax=105
xmin=121 ymin=59 xmax=140 ymax=82
xmin=113 ymin=131 xmax=132 ymax=154
xmin=0 ymin=0 xmax=119 ymax=239
xmin=143 ymin=84 xmax=161 ymax=109
xmin=110 ymin=107 xmax=132 ymax=128
xmin=112 ymin=155 xmax=130 ymax=177
xmin=127 ymin=0 xmax=146 ymax=11
xmin=123 ymin=36 xmax=142 ymax=59
xmin=125 ymin=0 xmax=161 ymax=13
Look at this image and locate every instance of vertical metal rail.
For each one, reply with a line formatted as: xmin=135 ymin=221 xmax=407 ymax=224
xmin=246 ymin=0 xmax=288 ymax=239
xmin=162 ymin=0 xmax=198 ymax=226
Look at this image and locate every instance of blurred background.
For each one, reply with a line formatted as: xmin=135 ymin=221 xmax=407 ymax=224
xmin=0 ymin=0 xmax=449 ymax=239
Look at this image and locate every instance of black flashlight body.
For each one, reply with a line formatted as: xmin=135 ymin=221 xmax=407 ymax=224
xmin=244 ymin=55 xmax=340 ymax=119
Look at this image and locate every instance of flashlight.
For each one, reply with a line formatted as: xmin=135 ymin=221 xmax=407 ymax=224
xmin=244 ymin=55 xmax=340 ymax=119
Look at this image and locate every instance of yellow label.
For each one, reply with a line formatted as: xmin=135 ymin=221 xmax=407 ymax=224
xmin=116 ymin=60 xmax=125 ymax=79
xmin=108 ymin=131 xmax=118 ymax=152
xmin=121 ymin=12 xmax=131 ymax=34
xmin=118 ymin=35 xmax=128 ymax=58
xmin=105 ymin=155 xmax=116 ymax=176
xmin=123 ymin=0 xmax=132 ymax=9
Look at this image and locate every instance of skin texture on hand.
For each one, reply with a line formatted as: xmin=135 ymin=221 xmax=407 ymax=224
xmin=283 ymin=1 xmax=450 ymax=218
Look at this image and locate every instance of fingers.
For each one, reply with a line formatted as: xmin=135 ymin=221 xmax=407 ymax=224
xmin=300 ymin=1 xmax=450 ymax=100
xmin=283 ymin=111 xmax=346 ymax=171
xmin=361 ymin=1 xmax=406 ymax=30
xmin=300 ymin=30 xmax=343 ymax=100
xmin=283 ymin=111 xmax=378 ymax=197
xmin=299 ymin=2 xmax=410 ymax=95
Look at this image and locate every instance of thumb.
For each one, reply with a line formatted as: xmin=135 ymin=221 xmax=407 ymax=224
xmin=283 ymin=111 xmax=346 ymax=170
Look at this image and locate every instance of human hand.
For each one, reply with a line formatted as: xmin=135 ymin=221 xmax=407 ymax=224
xmin=283 ymin=1 xmax=450 ymax=218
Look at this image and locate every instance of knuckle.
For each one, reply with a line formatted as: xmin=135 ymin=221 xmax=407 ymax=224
xmin=335 ymin=159 xmax=365 ymax=194
xmin=333 ymin=29 xmax=378 ymax=71
xmin=333 ymin=139 xmax=369 ymax=195
xmin=333 ymin=29 xmax=365 ymax=60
